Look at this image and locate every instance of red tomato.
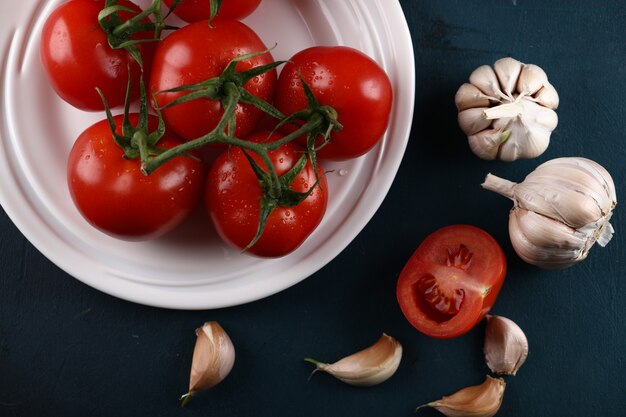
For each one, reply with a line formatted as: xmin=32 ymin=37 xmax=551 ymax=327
xmin=40 ymin=0 xmax=155 ymax=111
xmin=163 ymin=0 xmax=261 ymax=23
xmin=149 ymin=19 xmax=276 ymax=141
xmin=205 ymin=132 xmax=327 ymax=257
xmin=67 ymin=114 xmax=205 ymax=240
xmin=274 ymin=46 xmax=393 ymax=160
xmin=396 ymin=225 xmax=507 ymax=338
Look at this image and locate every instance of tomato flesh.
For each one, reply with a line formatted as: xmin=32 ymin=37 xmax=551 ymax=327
xmin=397 ymin=225 xmax=506 ymax=338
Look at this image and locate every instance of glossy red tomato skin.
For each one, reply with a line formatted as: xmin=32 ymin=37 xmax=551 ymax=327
xmin=149 ymin=19 xmax=276 ymax=141
xmin=396 ymin=225 xmax=507 ymax=339
xmin=163 ymin=0 xmax=261 ymax=23
xmin=67 ymin=114 xmax=205 ymax=241
xmin=40 ymin=0 xmax=154 ymax=111
xmin=274 ymin=46 xmax=393 ymax=160
xmin=205 ymin=132 xmax=328 ymax=257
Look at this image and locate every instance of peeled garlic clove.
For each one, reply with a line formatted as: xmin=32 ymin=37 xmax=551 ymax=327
xmin=455 ymin=57 xmax=559 ymax=161
xmin=482 ymin=157 xmax=617 ymax=269
xmin=305 ymin=333 xmax=402 ymax=387
xmin=417 ymin=375 xmax=506 ymax=417
xmin=484 ymin=315 xmax=528 ymax=375
xmin=181 ymin=322 xmax=235 ymax=406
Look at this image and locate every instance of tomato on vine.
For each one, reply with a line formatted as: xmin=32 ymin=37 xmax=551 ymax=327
xmin=274 ymin=46 xmax=393 ymax=160
xmin=40 ymin=0 xmax=159 ymax=111
xmin=396 ymin=225 xmax=507 ymax=338
xmin=163 ymin=0 xmax=261 ymax=23
xmin=205 ymin=131 xmax=327 ymax=257
xmin=67 ymin=110 xmax=205 ymax=240
xmin=149 ymin=19 xmax=277 ymax=141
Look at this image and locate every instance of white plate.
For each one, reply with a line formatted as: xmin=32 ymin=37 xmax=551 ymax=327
xmin=0 ymin=0 xmax=415 ymax=309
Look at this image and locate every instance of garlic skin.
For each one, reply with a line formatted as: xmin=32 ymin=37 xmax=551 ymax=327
xmin=305 ymin=333 xmax=402 ymax=387
xmin=455 ymin=57 xmax=559 ymax=161
xmin=482 ymin=157 xmax=617 ymax=269
xmin=181 ymin=322 xmax=235 ymax=406
xmin=484 ymin=315 xmax=528 ymax=376
xmin=418 ymin=375 xmax=506 ymax=417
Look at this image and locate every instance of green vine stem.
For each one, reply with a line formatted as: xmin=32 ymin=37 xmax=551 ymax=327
xmin=99 ymin=0 xmax=177 ymax=68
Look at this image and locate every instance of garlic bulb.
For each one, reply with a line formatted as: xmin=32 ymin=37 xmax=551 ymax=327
xmin=417 ymin=375 xmax=506 ymax=417
xmin=455 ymin=57 xmax=559 ymax=161
xmin=484 ymin=315 xmax=528 ymax=376
xmin=304 ymin=333 xmax=402 ymax=386
xmin=482 ymin=157 xmax=616 ymax=269
xmin=180 ymin=322 xmax=236 ymax=406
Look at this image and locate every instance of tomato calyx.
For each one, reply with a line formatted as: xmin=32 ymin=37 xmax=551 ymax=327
xmin=274 ymin=76 xmax=343 ymax=176
xmin=241 ymin=150 xmax=323 ymax=251
xmin=98 ymin=74 xmax=168 ymax=162
xmin=98 ymin=0 xmax=175 ymax=68
xmin=157 ymin=48 xmax=285 ymax=120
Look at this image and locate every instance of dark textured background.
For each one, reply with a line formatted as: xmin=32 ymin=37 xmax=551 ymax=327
xmin=2 ymin=1 xmax=625 ymax=416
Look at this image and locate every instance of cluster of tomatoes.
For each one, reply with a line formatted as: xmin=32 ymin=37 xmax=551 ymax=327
xmin=39 ymin=0 xmax=393 ymax=257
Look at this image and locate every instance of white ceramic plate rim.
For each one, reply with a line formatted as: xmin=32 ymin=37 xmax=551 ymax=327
xmin=0 ymin=0 xmax=415 ymax=310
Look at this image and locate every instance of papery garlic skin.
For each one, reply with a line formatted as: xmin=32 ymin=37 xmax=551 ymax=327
xmin=182 ymin=322 xmax=235 ymax=405
xmin=418 ymin=375 xmax=506 ymax=417
xmin=455 ymin=57 xmax=559 ymax=161
xmin=305 ymin=333 xmax=402 ymax=387
xmin=484 ymin=315 xmax=528 ymax=376
xmin=482 ymin=157 xmax=616 ymax=269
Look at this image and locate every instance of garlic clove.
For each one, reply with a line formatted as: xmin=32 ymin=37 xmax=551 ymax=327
xmin=417 ymin=375 xmax=506 ymax=417
xmin=508 ymin=208 xmax=588 ymax=269
xmin=493 ymin=57 xmax=522 ymax=96
xmin=516 ymin=159 xmax=614 ymax=227
xmin=469 ymin=65 xmax=506 ymax=100
xmin=305 ymin=333 xmax=402 ymax=387
xmin=484 ymin=315 xmax=528 ymax=375
xmin=533 ymin=83 xmax=559 ymax=109
xmin=458 ymin=107 xmax=492 ymax=136
xmin=517 ymin=64 xmax=549 ymax=96
xmin=455 ymin=83 xmax=492 ymax=111
xmin=468 ymin=129 xmax=510 ymax=160
xmin=181 ymin=322 xmax=236 ymax=406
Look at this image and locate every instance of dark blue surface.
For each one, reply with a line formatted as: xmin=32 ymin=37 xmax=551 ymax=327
xmin=2 ymin=1 xmax=626 ymax=416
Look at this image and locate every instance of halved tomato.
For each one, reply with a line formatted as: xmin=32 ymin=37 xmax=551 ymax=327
xmin=396 ymin=225 xmax=507 ymax=338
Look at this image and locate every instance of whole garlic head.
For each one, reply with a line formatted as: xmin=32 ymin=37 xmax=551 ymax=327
xmin=482 ymin=157 xmax=617 ymax=269
xmin=456 ymin=57 xmax=559 ymax=161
